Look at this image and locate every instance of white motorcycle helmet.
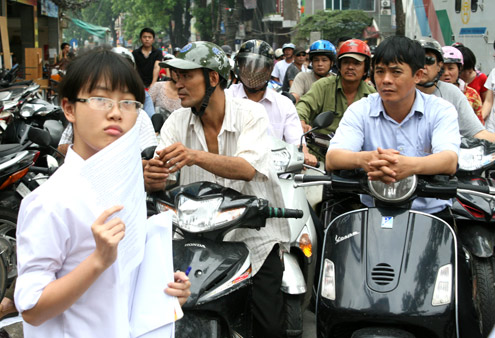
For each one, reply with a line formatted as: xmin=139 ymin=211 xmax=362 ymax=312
xmin=111 ymin=46 xmax=135 ymax=67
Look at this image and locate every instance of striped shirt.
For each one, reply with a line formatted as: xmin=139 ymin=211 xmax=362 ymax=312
xmin=157 ymin=95 xmax=290 ymax=274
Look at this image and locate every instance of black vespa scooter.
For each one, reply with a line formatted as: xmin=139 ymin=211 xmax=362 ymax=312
xmin=148 ymin=181 xmax=303 ymax=338
xmin=295 ymin=171 xmax=484 ymax=338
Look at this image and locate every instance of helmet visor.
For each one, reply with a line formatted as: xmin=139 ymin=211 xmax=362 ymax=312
xmin=235 ymin=53 xmax=273 ymax=89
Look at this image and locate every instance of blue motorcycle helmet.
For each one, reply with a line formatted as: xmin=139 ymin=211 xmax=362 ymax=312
xmin=309 ymin=40 xmax=336 ymax=62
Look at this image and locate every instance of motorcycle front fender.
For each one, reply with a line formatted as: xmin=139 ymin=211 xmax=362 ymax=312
xmin=458 ymin=224 xmax=495 ymax=258
xmin=281 ymin=253 xmax=306 ymax=295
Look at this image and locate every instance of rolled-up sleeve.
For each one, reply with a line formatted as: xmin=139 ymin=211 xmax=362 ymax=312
xmin=432 ymin=103 xmax=461 ymax=155
xmin=328 ymin=103 xmax=365 ymax=152
xmin=15 ymin=197 xmax=69 ymax=313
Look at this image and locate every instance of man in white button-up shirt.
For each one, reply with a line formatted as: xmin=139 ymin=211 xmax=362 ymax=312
xmin=144 ymin=41 xmax=290 ymax=338
xmin=226 ymin=39 xmax=317 ymax=166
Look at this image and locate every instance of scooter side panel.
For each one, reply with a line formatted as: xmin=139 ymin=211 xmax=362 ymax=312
xmin=173 ymin=239 xmax=250 ymax=307
xmin=317 ymin=208 xmax=457 ymax=338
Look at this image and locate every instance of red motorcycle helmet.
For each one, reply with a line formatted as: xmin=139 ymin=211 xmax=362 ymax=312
xmin=337 ymin=39 xmax=371 ymax=78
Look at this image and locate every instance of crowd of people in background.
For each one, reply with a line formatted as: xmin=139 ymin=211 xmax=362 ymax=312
xmin=6 ymin=23 xmax=495 ymax=338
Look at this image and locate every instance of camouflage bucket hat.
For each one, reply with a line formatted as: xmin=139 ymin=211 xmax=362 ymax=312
xmin=160 ymin=41 xmax=231 ymax=81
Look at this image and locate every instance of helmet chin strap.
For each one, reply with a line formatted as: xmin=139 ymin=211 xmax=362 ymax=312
xmin=417 ymin=68 xmax=444 ymax=88
xmin=191 ymin=68 xmax=217 ymax=117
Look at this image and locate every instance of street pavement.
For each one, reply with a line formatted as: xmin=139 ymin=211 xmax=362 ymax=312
xmin=3 ymin=310 xmax=317 ymax=337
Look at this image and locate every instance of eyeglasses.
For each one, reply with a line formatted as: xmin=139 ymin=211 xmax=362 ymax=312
xmin=296 ymin=53 xmax=307 ymax=57
xmin=425 ymin=55 xmax=437 ymax=65
xmin=75 ymin=97 xmax=143 ymax=114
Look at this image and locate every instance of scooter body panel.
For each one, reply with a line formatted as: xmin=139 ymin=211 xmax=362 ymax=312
xmin=317 ymin=207 xmax=457 ymax=338
xmin=173 ymin=238 xmax=252 ymax=338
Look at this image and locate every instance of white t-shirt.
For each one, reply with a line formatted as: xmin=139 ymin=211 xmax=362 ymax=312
xmin=484 ymin=68 xmax=495 ymax=132
xmin=271 ymin=59 xmax=292 ymax=84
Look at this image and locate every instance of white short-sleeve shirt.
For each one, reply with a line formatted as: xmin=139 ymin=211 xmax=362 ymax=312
xmin=15 ymin=148 xmax=136 ymax=337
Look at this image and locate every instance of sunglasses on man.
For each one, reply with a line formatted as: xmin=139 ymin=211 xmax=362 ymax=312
xmin=425 ymin=55 xmax=437 ymax=65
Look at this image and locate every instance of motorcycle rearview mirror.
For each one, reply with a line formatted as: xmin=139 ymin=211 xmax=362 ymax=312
xmin=28 ymin=126 xmax=52 ymax=147
xmin=299 ymin=111 xmax=335 ymax=152
xmin=151 ymin=114 xmax=165 ymax=133
xmin=141 ymin=146 xmax=157 ymax=160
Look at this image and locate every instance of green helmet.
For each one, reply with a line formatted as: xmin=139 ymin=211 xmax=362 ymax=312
xmin=160 ymin=41 xmax=231 ymax=81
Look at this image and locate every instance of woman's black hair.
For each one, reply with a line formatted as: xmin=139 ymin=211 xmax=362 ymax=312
xmin=372 ymin=36 xmax=424 ymax=74
xmin=454 ymin=45 xmax=476 ymax=71
xmin=58 ymin=47 xmax=145 ymax=104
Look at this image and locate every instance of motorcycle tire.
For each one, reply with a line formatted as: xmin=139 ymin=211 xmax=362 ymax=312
xmin=285 ymin=294 xmax=303 ymax=338
xmin=472 ymin=256 xmax=495 ymax=338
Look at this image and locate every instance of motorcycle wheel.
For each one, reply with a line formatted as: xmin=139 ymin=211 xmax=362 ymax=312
xmin=472 ymin=256 xmax=495 ymax=337
xmin=285 ymin=294 xmax=303 ymax=338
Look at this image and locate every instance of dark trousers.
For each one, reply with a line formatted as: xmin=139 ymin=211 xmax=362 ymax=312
xmin=252 ymin=244 xmax=286 ymax=338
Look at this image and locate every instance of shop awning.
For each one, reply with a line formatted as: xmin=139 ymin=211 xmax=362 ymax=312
xmin=70 ymin=18 xmax=110 ymax=39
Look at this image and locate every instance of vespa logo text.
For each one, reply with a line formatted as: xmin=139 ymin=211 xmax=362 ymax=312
xmin=185 ymin=243 xmax=206 ymax=248
xmin=335 ymin=231 xmax=359 ymax=244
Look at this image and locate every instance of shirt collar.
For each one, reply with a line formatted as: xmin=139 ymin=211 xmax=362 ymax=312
xmin=187 ymin=95 xmax=238 ymax=133
xmin=371 ymin=89 xmax=425 ymax=122
xmin=235 ymin=83 xmax=275 ymax=104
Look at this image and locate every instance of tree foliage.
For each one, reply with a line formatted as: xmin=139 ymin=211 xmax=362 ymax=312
xmin=63 ymin=0 xmax=116 ymax=46
xmin=294 ymin=10 xmax=373 ymax=45
xmin=63 ymin=0 xmax=192 ymax=49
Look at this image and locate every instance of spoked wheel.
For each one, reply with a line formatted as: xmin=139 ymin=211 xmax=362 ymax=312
xmin=472 ymin=256 xmax=495 ymax=337
xmin=285 ymin=294 xmax=303 ymax=338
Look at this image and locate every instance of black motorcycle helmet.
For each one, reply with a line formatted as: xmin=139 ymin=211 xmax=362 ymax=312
xmin=234 ymin=39 xmax=274 ymax=93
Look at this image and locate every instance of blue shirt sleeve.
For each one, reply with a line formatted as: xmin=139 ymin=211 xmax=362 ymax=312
xmin=328 ymin=100 xmax=367 ymax=152
xmin=143 ymin=91 xmax=155 ymax=118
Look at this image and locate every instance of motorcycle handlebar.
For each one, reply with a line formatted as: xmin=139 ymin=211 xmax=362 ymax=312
xmin=266 ymin=207 xmax=303 ymax=219
xmin=29 ymin=166 xmax=57 ymax=175
xmin=457 ymin=182 xmax=492 ymax=194
xmin=294 ymin=174 xmax=331 ymax=184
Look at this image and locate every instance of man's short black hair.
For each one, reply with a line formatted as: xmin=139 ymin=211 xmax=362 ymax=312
xmin=59 ymin=47 xmax=145 ymax=104
xmin=454 ymin=45 xmax=476 ymax=71
xmin=372 ymin=36 xmax=425 ymax=75
xmin=336 ymin=36 xmax=352 ymax=45
xmin=61 ymin=42 xmax=69 ymax=50
xmin=139 ymin=28 xmax=155 ymax=39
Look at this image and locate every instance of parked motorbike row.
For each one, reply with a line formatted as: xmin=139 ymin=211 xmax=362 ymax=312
xmin=0 ymin=72 xmax=66 ymax=307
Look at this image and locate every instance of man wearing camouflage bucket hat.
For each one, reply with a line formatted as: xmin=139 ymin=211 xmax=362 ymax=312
xmin=144 ymin=41 xmax=289 ymax=337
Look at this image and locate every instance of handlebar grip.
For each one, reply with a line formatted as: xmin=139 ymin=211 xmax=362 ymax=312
xmin=267 ymin=207 xmax=303 ymax=219
xmin=30 ymin=166 xmax=56 ymax=175
xmin=457 ymin=182 xmax=490 ymax=194
xmin=294 ymin=174 xmax=331 ymax=184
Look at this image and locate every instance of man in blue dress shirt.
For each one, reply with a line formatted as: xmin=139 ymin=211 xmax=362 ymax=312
xmin=326 ymin=35 xmax=460 ymax=214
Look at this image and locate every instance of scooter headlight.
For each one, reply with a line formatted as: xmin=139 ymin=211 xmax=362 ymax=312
xmin=271 ymin=148 xmax=291 ymax=174
xmin=368 ymin=175 xmax=417 ymax=203
xmin=164 ymin=195 xmax=246 ymax=232
xmin=432 ymin=264 xmax=452 ymax=306
xmin=321 ymin=259 xmax=336 ymax=300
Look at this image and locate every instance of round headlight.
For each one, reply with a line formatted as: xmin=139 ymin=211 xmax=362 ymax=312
xmin=368 ymin=175 xmax=417 ymax=203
